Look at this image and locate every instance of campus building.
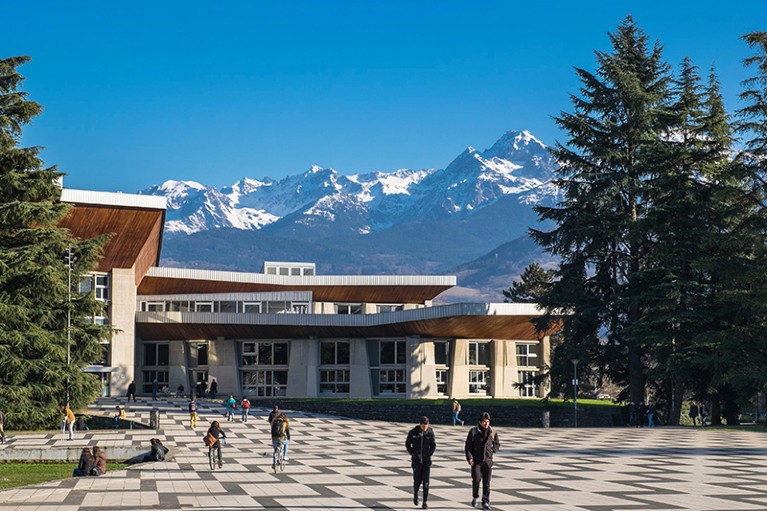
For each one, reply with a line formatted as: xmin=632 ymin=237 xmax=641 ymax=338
xmin=59 ymin=188 xmax=555 ymax=399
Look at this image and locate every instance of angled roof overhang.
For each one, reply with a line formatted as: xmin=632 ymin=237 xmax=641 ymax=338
xmin=138 ymin=267 xmax=456 ymax=304
xmin=58 ymin=189 xmax=167 ymax=284
xmin=136 ymin=303 xmax=560 ymax=341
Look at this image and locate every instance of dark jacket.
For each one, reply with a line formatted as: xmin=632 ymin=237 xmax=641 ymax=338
xmin=465 ymin=425 xmax=499 ymax=464
xmin=78 ymin=452 xmax=96 ymax=475
xmin=406 ymin=425 xmax=436 ymax=464
xmin=151 ymin=442 xmax=170 ymax=461
xmin=207 ymin=426 xmax=226 ymax=442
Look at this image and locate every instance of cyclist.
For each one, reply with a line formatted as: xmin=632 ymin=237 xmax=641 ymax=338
xmin=270 ymin=412 xmax=288 ymax=469
xmin=278 ymin=412 xmax=291 ymax=462
xmin=206 ymin=420 xmax=226 ymax=468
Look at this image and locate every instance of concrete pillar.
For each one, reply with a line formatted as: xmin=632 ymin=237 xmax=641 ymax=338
xmin=489 ymin=339 xmax=505 ymax=398
xmin=287 ymin=339 xmax=318 ymax=397
xmin=409 ymin=337 xmax=438 ymax=398
xmin=168 ymin=341 xmax=187 ymax=392
xmin=540 ymin=336 xmax=551 ymax=396
xmin=349 ymin=339 xmax=372 ymax=398
xmin=449 ymin=339 xmax=469 ymax=398
xmin=209 ymin=336 xmax=238 ymax=396
xmin=108 ymin=268 xmax=137 ymax=396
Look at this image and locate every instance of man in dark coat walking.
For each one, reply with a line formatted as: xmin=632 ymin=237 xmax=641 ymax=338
xmin=465 ymin=412 xmax=500 ymax=510
xmin=406 ymin=416 xmax=436 ymax=508
xmin=127 ymin=380 xmax=136 ymax=402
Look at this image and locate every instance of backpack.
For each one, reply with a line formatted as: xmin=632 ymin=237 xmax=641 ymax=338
xmin=271 ymin=418 xmax=285 ymax=438
xmin=242 ymin=399 xmax=250 ymax=409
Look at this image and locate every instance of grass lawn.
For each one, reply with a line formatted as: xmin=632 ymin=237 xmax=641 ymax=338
xmin=0 ymin=463 xmax=128 ymax=490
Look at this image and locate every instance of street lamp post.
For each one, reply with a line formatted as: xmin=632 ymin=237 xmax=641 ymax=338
xmin=571 ymin=359 xmax=580 ymax=428
xmin=65 ymin=246 xmax=75 ymax=408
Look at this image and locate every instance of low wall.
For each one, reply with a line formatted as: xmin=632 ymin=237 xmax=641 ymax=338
xmin=253 ymin=400 xmax=623 ymax=427
xmin=0 ymin=446 xmax=149 ymax=463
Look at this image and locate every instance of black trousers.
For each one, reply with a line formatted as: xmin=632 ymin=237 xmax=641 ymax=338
xmin=471 ymin=461 xmax=493 ymax=504
xmin=412 ymin=460 xmax=431 ymax=501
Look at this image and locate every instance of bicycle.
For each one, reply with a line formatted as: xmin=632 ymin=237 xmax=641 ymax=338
xmin=272 ymin=440 xmax=285 ymax=473
xmin=208 ymin=438 xmax=225 ymax=470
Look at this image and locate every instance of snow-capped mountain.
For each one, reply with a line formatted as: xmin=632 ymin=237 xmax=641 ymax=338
xmin=141 ymin=130 xmax=558 ymax=238
xmin=146 ymin=130 xmax=560 ymax=302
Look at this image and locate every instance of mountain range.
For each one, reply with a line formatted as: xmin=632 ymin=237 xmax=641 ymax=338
xmin=141 ymin=130 xmax=560 ymax=302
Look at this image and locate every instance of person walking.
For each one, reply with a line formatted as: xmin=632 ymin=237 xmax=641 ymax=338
xmin=647 ymin=403 xmax=655 ymax=428
xmin=406 ymin=416 xmax=436 ymax=509
xmin=689 ymin=402 xmax=699 ymax=427
xmin=0 ymin=408 xmax=6 ymax=444
xmin=209 ymin=379 xmax=218 ymax=399
xmin=206 ymin=420 xmax=226 ymax=469
xmin=113 ymin=405 xmax=126 ymax=428
xmin=241 ymin=396 xmax=251 ymax=422
xmin=151 ymin=378 xmax=159 ymax=400
xmin=127 ymin=380 xmax=137 ymax=402
xmin=452 ymin=399 xmax=464 ymax=426
xmin=268 ymin=405 xmax=280 ymax=424
xmin=225 ymin=395 xmax=237 ymax=421
xmin=465 ymin=412 xmax=500 ymax=510
xmin=270 ymin=412 xmax=288 ymax=469
xmin=61 ymin=404 xmax=76 ymax=441
xmin=189 ymin=397 xmax=199 ymax=428
xmin=700 ymin=403 xmax=708 ymax=427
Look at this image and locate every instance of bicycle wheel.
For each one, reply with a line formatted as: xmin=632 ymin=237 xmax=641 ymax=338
xmin=209 ymin=447 xmax=216 ymax=470
xmin=279 ymin=454 xmax=285 ymax=472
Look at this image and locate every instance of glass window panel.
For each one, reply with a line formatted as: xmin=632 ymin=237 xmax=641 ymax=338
xmin=273 ymin=343 xmax=288 ymax=365
xmin=291 ymin=268 xmax=301 ymax=276
xmin=434 ymin=341 xmax=449 ymax=366
xmin=380 ymin=341 xmax=395 ymax=364
xmin=337 ymin=342 xmax=350 ymax=364
xmin=320 ymin=342 xmax=335 ymax=365
xmin=219 ymin=301 xmax=237 ymax=313
xmin=279 ymin=268 xmax=289 ymax=275
xmin=258 ymin=343 xmax=272 ymax=365
xmin=157 ymin=344 xmax=169 ymax=366
xmin=243 ymin=302 xmax=261 ymax=313
xmin=396 ymin=341 xmax=406 ymax=364
xmin=144 ymin=344 xmax=156 ymax=366
xmin=304 ymin=268 xmax=314 ymax=276
xmin=477 ymin=343 xmax=490 ymax=366
xmin=197 ymin=343 xmax=208 ymax=366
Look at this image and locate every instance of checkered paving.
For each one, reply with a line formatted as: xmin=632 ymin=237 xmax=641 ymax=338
xmin=1 ymin=397 xmax=767 ymax=510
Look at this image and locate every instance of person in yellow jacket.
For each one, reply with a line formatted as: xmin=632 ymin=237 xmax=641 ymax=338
xmin=60 ymin=404 xmax=76 ymax=441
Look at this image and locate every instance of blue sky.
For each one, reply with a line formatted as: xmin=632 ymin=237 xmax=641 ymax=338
xmin=3 ymin=1 xmax=766 ymax=193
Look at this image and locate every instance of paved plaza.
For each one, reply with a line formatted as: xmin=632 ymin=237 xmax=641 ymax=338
xmin=1 ymin=398 xmax=767 ymax=510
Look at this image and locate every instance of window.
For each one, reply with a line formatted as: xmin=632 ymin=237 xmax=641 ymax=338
xmin=144 ymin=302 xmax=165 ymax=312
xmin=380 ymin=340 xmax=406 ymax=365
xmin=195 ymin=302 xmax=213 ymax=312
xmin=266 ymin=267 xmax=277 ymax=275
xmin=335 ymin=303 xmax=362 ymax=315
xmin=143 ymin=343 xmax=169 ymax=366
xmin=241 ymin=342 xmax=289 ymax=366
xmin=516 ymin=344 xmax=538 ymax=367
xmin=219 ymin=301 xmax=237 ymax=313
xmin=468 ymin=342 xmax=490 ymax=366
xmin=95 ymin=275 xmax=109 ymax=301
xmin=518 ymin=371 xmax=539 ymax=397
xmin=304 ymin=268 xmax=314 ymax=276
xmin=376 ymin=304 xmax=403 ymax=313
xmin=197 ymin=343 xmax=209 ymax=366
xmin=379 ymin=369 xmax=406 ymax=393
xmin=243 ymin=302 xmax=261 ymax=313
xmin=241 ymin=370 xmax=288 ymax=396
xmin=436 ymin=369 xmax=449 ymax=395
xmin=291 ymin=302 xmax=309 ymax=314
xmin=266 ymin=301 xmax=289 ymax=314
xmin=320 ymin=369 xmax=350 ymax=393
xmin=434 ymin=341 xmax=450 ymax=366
xmin=291 ymin=268 xmax=301 ymax=276
xmin=321 ymin=341 xmax=350 ymax=365
xmin=469 ymin=370 xmax=489 ymax=395
xmin=279 ymin=267 xmax=289 ymax=276
xmin=142 ymin=370 xmax=168 ymax=393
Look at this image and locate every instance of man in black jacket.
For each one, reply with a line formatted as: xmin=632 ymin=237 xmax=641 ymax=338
xmin=465 ymin=412 xmax=500 ymax=510
xmin=406 ymin=416 xmax=436 ymax=509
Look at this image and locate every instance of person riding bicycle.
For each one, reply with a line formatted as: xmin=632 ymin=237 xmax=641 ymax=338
xmin=270 ymin=412 xmax=288 ymax=469
xmin=206 ymin=420 xmax=227 ymax=468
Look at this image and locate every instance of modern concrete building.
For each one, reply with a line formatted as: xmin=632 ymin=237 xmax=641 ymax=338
xmin=59 ymin=188 xmax=556 ymax=399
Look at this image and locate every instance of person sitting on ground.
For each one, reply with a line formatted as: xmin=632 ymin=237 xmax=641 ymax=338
xmin=176 ymin=384 xmax=185 ymax=398
xmin=150 ymin=438 xmax=169 ymax=461
xmin=73 ymin=447 xmax=95 ymax=477
xmin=75 ymin=415 xmax=89 ymax=431
xmin=113 ymin=405 xmax=126 ymax=428
xmin=91 ymin=446 xmax=107 ymax=476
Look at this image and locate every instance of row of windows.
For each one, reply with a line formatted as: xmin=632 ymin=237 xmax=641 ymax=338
xmin=143 ymin=340 xmax=540 ymax=368
xmin=140 ymin=300 xmax=310 ymax=314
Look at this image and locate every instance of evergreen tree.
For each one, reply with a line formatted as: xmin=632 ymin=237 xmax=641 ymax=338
xmin=503 ymin=262 xmax=555 ymax=303
xmin=532 ymin=17 xmax=671 ymax=405
xmin=0 ymin=56 xmax=109 ymax=429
